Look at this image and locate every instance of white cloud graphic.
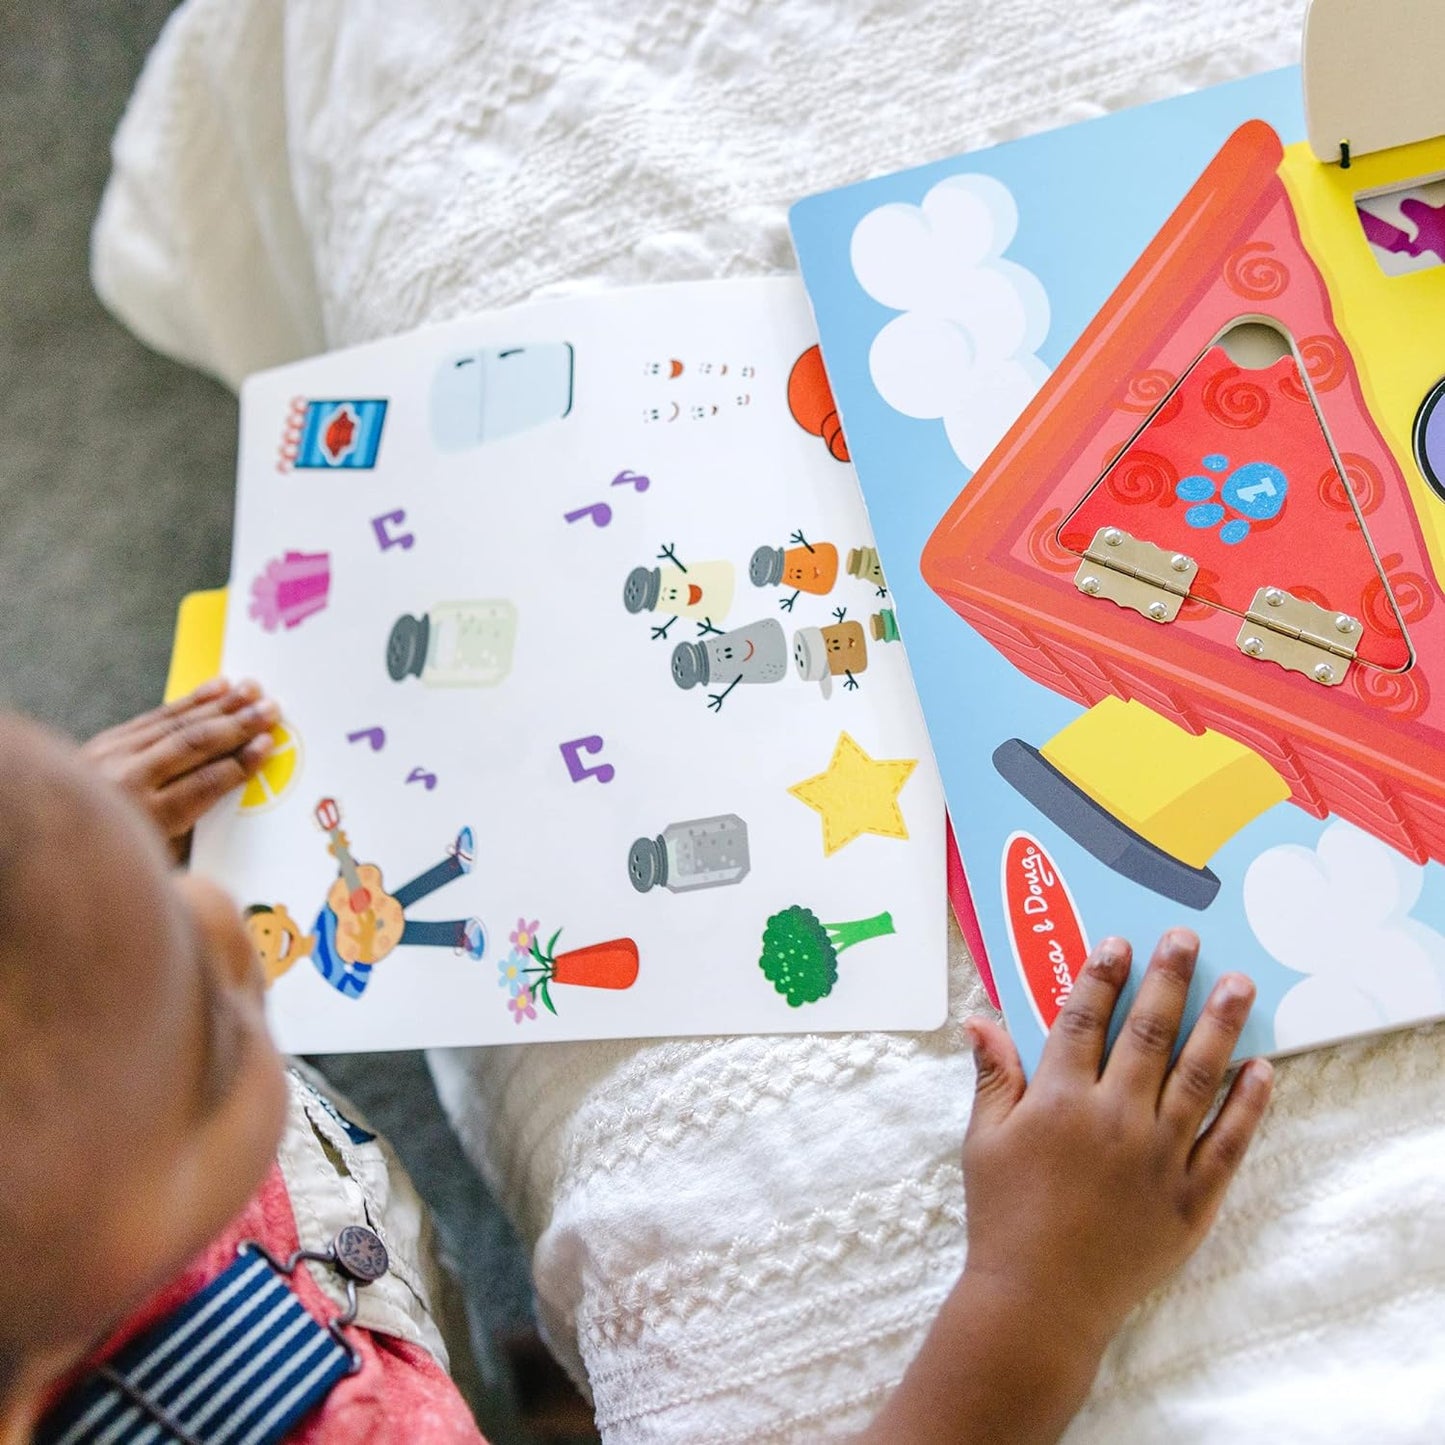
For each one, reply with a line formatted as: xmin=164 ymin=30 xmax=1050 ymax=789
xmin=851 ymin=174 xmax=1051 ymax=470
xmin=1244 ymin=821 xmax=1445 ymax=1050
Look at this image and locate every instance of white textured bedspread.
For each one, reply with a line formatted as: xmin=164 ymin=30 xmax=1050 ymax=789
xmin=94 ymin=1 xmax=1445 ymax=1438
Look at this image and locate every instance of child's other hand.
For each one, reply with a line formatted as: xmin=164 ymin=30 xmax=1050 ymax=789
xmin=859 ymin=928 xmax=1272 ymax=1445
xmin=83 ymin=679 xmax=279 ymax=855
xmin=962 ymin=929 xmax=1271 ymax=1356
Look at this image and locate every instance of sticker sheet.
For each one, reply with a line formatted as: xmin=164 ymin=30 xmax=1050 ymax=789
xmin=790 ymin=68 xmax=1445 ymax=1074
xmin=194 ymin=278 xmax=948 ymax=1052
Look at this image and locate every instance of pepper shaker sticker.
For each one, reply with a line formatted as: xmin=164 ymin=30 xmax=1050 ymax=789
xmin=750 ymin=530 xmax=840 ymax=611
xmin=249 ymin=550 xmax=331 ymax=631
xmin=625 ymin=544 xmax=735 ymax=639
xmin=387 ymin=601 xmax=517 ymax=687
xmin=847 ymin=545 xmax=887 ymax=594
xmin=792 ymin=608 xmax=868 ymax=697
xmin=671 ymin=619 xmax=788 ymax=711
xmin=871 ymin=608 xmax=901 ymax=643
xmin=629 ymin=815 xmax=751 ymax=894
xmin=430 ymin=342 xmax=574 ymax=451
xmin=278 ymin=399 xmax=388 ymax=472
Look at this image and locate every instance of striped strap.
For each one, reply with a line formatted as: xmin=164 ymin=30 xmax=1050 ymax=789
xmin=36 ymin=1248 xmax=353 ymax=1445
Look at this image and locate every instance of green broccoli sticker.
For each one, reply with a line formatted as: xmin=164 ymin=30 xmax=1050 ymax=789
xmin=758 ymin=905 xmax=896 ymax=1006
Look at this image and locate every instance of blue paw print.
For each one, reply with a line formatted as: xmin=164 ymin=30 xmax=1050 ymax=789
xmin=1175 ymin=454 xmax=1287 ymax=545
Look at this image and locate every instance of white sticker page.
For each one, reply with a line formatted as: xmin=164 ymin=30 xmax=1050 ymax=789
xmin=193 ymin=277 xmax=948 ymax=1051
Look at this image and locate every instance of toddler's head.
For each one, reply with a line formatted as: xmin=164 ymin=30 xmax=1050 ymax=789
xmin=0 ymin=714 xmax=286 ymax=1422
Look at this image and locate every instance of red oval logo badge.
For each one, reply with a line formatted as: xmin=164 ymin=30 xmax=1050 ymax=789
xmin=1001 ymin=833 xmax=1090 ymax=1031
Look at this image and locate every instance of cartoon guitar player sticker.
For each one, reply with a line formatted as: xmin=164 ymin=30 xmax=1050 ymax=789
xmin=286 ymin=799 xmax=486 ymax=1000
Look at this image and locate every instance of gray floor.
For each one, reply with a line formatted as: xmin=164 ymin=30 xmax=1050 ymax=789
xmin=0 ymin=4 xmax=542 ymax=1436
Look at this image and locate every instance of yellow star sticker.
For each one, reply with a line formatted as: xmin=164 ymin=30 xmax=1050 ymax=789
xmin=788 ymin=732 xmax=917 ymax=855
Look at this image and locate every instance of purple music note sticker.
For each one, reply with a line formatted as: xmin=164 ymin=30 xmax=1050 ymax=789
xmin=610 ymin=469 xmax=651 ymax=492
xmin=560 ymin=735 xmax=615 ymax=784
xmin=347 ymin=727 xmax=386 ymax=751
xmin=564 ymin=502 xmax=613 ymax=528
xmin=372 ymin=509 xmax=415 ymax=551
xmin=405 ymin=766 xmax=438 ymax=790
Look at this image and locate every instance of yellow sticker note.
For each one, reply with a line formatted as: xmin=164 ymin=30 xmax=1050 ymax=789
xmin=788 ymin=732 xmax=917 ymax=855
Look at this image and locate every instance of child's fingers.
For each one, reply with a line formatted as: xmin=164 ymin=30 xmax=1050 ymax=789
xmin=124 ymin=680 xmax=260 ymax=753
xmin=151 ymin=734 xmax=274 ymax=837
xmin=1184 ymin=1058 xmax=1273 ymax=1212
xmin=138 ymin=697 xmax=280 ymax=786
xmin=964 ymin=1017 xmax=1026 ymax=1131
xmin=1033 ymin=937 xmax=1131 ymax=1083
xmin=1157 ymin=973 xmax=1255 ymax=1138
xmin=1101 ymin=928 xmax=1198 ymax=1101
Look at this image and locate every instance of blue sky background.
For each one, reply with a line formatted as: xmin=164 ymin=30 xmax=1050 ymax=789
xmin=790 ymin=68 xmax=1445 ymax=1071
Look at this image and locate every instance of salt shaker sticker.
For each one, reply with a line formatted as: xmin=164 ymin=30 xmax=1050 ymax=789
xmin=629 ymin=815 xmax=751 ymax=894
xmin=847 ymin=545 xmax=887 ymax=594
xmin=793 ymin=608 xmax=868 ymax=697
xmin=870 ymin=608 xmax=901 ymax=643
xmin=387 ymin=601 xmax=517 ymax=687
xmin=625 ymin=544 xmax=735 ymax=639
xmin=749 ymin=531 xmax=839 ymax=611
xmin=430 ymin=342 xmax=574 ymax=451
xmin=670 ymin=619 xmax=788 ymax=712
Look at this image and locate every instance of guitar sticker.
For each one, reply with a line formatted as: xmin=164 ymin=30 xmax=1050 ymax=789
xmin=309 ymin=799 xmax=485 ymax=1000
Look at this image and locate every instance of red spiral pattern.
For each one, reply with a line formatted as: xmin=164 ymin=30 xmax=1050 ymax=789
xmin=1279 ymin=335 xmax=1347 ymax=402
xmin=1027 ymin=508 xmax=1077 ymax=573
xmin=1352 ymin=664 xmax=1428 ymax=719
xmin=1362 ymin=558 xmax=1436 ymax=630
xmin=1105 ymin=449 xmax=1178 ymax=505
xmin=1318 ymin=453 xmax=1384 ymax=515
xmin=1186 ymin=565 xmax=1223 ymax=610
xmin=1224 ymin=241 xmax=1289 ymax=300
xmin=1284 ymin=583 xmax=1332 ymax=611
xmin=1202 ymin=366 xmax=1270 ymax=429
xmin=1120 ymin=369 xmax=1176 ymax=413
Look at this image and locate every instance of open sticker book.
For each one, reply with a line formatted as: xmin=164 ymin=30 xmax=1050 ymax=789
xmin=791 ymin=45 xmax=1445 ymax=1073
xmin=192 ymin=278 xmax=947 ymax=1052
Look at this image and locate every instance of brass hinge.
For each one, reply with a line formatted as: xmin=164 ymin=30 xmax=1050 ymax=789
xmin=1235 ymin=587 xmax=1360 ymax=686
xmin=1074 ymin=527 xmax=1198 ymax=623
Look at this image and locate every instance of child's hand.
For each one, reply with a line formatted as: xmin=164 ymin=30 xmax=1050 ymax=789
xmin=83 ymin=679 xmax=279 ymax=856
xmin=859 ymin=928 xmax=1272 ymax=1445
xmin=962 ymin=928 xmax=1270 ymax=1348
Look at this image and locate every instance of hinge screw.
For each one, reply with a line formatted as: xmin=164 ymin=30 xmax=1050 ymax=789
xmin=1335 ymin=614 xmax=1357 ymax=634
xmin=1265 ymin=588 xmax=1286 ymax=607
xmin=1147 ymin=601 xmax=1169 ymax=621
xmin=1313 ymin=662 xmax=1335 ymax=684
xmin=1170 ymin=553 xmax=1192 ymax=573
xmin=1243 ymin=636 xmax=1265 ymax=656
xmin=1080 ymin=575 xmax=1101 ymax=595
xmin=1103 ymin=528 xmax=1124 ymax=547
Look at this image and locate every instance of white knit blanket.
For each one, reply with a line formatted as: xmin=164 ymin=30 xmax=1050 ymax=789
xmin=94 ymin=2 xmax=1445 ymax=1439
